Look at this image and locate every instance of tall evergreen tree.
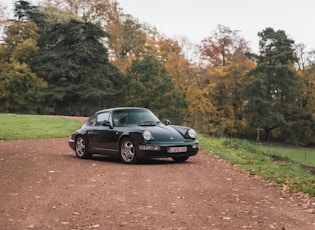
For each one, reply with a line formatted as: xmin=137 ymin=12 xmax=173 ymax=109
xmin=14 ymin=0 xmax=38 ymax=21
xmin=244 ymin=28 xmax=315 ymax=144
xmin=33 ymin=19 xmax=122 ymax=115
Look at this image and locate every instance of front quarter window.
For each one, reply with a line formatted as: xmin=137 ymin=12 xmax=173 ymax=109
xmin=86 ymin=116 xmax=96 ymax=126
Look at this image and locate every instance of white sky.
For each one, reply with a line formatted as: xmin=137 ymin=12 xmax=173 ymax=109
xmin=1 ymin=0 xmax=314 ymax=51
xmin=117 ymin=0 xmax=315 ymax=51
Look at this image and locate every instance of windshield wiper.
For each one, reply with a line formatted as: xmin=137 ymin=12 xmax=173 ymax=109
xmin=138 ymin=121 xmax=157 ymax=126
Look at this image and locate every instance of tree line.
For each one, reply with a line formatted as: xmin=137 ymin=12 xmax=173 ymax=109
xmin=1 ymin=0 xmax=315 ymax=144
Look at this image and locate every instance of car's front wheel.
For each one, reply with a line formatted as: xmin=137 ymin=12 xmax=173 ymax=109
xmin=75 ymin=136 xmax=91 ymax=159
xmin=172 ymin=156 xmax=189 ymax=163
xmin=120 ymin=138 xmax=138 ymax=164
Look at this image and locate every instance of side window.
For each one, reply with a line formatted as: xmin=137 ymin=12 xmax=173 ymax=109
xmin=86 ymin=116 xmax=96 ymax=126
xmin=95 ymin=112 xmax=110 ymax=126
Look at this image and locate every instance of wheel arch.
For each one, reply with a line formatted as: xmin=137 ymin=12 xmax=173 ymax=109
xmin=118 ymin=134 xmax=130 ymax=149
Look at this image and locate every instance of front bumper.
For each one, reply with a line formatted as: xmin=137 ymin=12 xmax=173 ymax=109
xmin=136 ymin=142 xmax=199 ymax=159
xmin=68 ymin=139 xmax=75 ymax=151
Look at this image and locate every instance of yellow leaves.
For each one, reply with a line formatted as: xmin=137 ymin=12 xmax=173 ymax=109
xmin=221 ymin=216 xmax=232 ymax=220
xmin=281 ymin=183 xmax=290 ymax=193
xmin=13 ymin=38 xmax=40 ymax=63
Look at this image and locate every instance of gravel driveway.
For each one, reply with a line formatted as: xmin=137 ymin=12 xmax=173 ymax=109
xmin=1 ymin=118 xmax=315 ymax=229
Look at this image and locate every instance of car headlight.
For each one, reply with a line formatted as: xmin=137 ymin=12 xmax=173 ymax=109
xmin=188 ymin=129 xmax=196 ymax=139
xmin=143 ymin=130 xmax=152 ymax=141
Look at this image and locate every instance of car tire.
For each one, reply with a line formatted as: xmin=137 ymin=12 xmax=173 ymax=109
xmin=75 ymin=136 xmax=91 ymax=159
xmin=120 ymin=138 xmax=138 ymax=164
xmin=172 ymin=156 xmax=189 ymax=163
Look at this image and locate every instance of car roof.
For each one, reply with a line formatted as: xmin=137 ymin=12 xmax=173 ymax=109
xmin=95 ymin=107 xmax=149 ymax=114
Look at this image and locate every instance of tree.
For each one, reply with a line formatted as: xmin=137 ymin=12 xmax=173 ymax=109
xmin=244 ymin=27 xmax=315 ymax=144
xmin=0 ymin=62 xmax=47 ymax=113
xmin=295 ymin=44 xmax=315 ymax=112
xmin=122 ymin=55 xmax=185 ymax=118
xmin=0 ymin=1 xmax=46 ymax=113
xmin=200 ymin=24 xmax=249 ymax=68
xmin=42 ymin=0 xmax=119 ymax=25
xmin=148 ymin=36 xmax=211 ymax=128
xmin=198 ymin=24 xmax=253 ymax=136
xmin=110 ymin=14 xmax=148 ymax=73
xmin=33 ymin=19 xmax=122 ymax=115
xmin=14 ymin=0 xmax=39 ymax=21
xmin=13 ymin=38 xmax=40 ymax=64
xmin=40 ymin=1 xmax=122 ymax=49
xmin=3 ymin=19 xmax=39 ymax=50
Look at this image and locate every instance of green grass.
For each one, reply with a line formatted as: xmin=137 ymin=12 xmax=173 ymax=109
xmin=0 ymin=114 xmax=83 ymax=140
xmin=261 ymin=145 xmax=315 ymax=168
xmin=199 ymin=134 xmax=315 ymax=196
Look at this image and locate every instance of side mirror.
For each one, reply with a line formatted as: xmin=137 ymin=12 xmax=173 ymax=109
xmin=102 ymin=121 xmax=113 ymax=129
xmin=164 ymin=119 xmax=171 ymax=125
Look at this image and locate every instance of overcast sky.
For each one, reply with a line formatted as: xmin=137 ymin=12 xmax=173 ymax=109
xmin=1 ymin=0 xmax=314 ymax=51
xmin=117 ymin=0 xmax=315 ymax=51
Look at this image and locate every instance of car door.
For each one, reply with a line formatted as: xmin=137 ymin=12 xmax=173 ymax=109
xmin=88 ymin=112 xmax=118 ymax=154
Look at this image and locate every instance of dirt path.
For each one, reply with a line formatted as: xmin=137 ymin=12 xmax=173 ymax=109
xmin=0 ymin=118 xmax=315 ymax=229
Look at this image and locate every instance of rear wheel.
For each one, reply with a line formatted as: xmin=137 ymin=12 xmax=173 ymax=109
xmin=75 ymin=136 xmax=91 ymax=159
xmin=172 ymin=156 xmax=189 ymax=163
xmin=120 ymin=138 xmax=138 ymax=164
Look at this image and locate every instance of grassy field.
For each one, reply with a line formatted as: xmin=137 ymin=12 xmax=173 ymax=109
xmin=0 ymin=114 xmax=82 ymax=140
xmin=261 ymin=144 xmax=315 ymax=167
xmin=198 ymin=134 xmax=315 ymax=196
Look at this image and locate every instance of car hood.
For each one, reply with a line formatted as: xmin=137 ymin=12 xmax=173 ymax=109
xmin=139 ymin=124 xmax=190 ymax=142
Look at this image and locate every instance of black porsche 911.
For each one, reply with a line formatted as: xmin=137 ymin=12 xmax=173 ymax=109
xmin=68 ymin=107 xmax=199 ymax=164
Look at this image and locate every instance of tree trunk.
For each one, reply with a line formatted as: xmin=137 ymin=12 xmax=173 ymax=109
xmin=264 ymin=127 xmax=271 ymax=142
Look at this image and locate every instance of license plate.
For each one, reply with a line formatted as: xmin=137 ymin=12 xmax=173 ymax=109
xmin=167 ymin=147 xmax=187 ymax=153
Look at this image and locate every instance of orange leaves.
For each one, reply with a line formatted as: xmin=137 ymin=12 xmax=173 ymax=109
xmin=200 ymin=24 xmax=251 ymax=68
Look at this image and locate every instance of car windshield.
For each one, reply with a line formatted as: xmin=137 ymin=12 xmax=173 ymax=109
xmin=113 ymin=109 xmax=160 ymax=126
